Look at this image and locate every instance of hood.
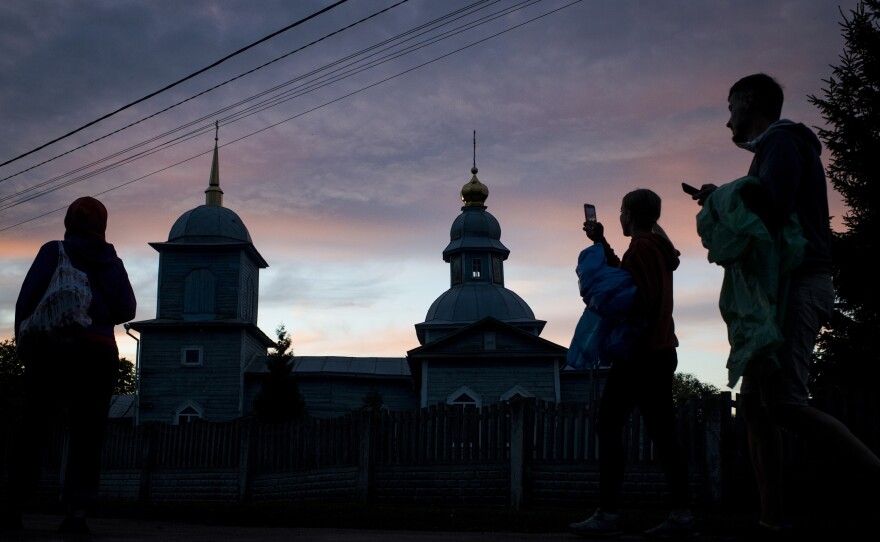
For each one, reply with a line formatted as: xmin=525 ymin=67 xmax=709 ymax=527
xmin=64 ymin=196 xmax=107 ymax=241
xmin=62 ymin=196 xmax=120 ymax=269
xmin=633 ymin=231 xmax=681 ymax=271
xmin=740 ymin=119 xmax=822 ymax=155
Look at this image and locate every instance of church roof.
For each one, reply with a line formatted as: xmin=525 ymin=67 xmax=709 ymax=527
xmin=421 ymin=155 xmax=538 ymax=334
xmin=166 ymin=205 xmax=252 ymax=244
xmin=149 ymin=124 xmax=267 ymax=267
xmin=244 ymin=356 xmax=410 ymax=378
xmin=423 ymin=282 xmax=536 ymax=323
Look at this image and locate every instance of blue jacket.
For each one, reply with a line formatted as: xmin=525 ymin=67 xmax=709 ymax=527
xmin=567 ymin=244 xmax=640 ymax=369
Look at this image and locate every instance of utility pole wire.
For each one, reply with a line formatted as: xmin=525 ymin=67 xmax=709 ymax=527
xmin=0 ymin=0 xmax=413 ymax=186
xmin=0 ymin=0 xmax=352 ymax=170
xmin=0 ymin=0 xmax=583 ymax=232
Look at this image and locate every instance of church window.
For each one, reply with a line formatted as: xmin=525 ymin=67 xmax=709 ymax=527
xmin=447 ymin=386 xmax=481 ymax=408
xmin=184 ymin=268 xmax=216 ymax=317
xmin=471 ymin=258 xmax=482 ymax=278
xmin=484 ymin=332 xmax=496 ymax=351
xmin=451 ymin=256 xmax=462 ymax=285
xmin=501 ymin=385 xmax=534 ymax=402
xmin=174 ymin=401 xmax=204 ymax=424
xmin=182 ymin=346 xmax=204 ymax=366
xmin=492 ymin=255 xmax=503 ymax=285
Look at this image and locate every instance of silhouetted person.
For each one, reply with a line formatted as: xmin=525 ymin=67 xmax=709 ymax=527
xmin=691 ymin=73 xmax=880 ymax=534
xmin=569 ymin=189 xmax=696 ymax=538
xmin=1 ymin=196 xmax=136 ymax=535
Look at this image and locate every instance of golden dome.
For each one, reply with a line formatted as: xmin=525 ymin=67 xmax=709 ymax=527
xmin=460 ymin=167 xmax=488 ymax=207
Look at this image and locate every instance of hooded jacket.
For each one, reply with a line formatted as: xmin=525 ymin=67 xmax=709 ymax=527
xmin=744 ymin=120 xmax=831 ymax=275
xmin=15 ymin=197 xmax=137 ymax=348
xmin=605 ymin=231 xmax=680 ymax=352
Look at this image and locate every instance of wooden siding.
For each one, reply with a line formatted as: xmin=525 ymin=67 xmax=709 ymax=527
xmin=237 ymin=254 xmax=259 ymax=324
xmin=426 ymin=359 xmax=557 ymax=406
xmin=139 ymin=329 xmax=249 ymax=423
xmin=297 ymin=379 xmax=420 ymax=418
xmin=435 ymin=329 xmax=552 ymax=353
xmin=157 ymin=251 xmax=242 ymax=320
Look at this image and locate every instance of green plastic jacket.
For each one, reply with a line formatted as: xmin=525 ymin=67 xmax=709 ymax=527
xmin=696 ymin=176 xmax=806 ymax=388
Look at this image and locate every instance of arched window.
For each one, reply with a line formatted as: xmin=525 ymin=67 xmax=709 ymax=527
xmin=447 ymin=386 xmax=481 ymax=408
xmin=501 ymin=385 xmax=534 ymax=402
xmin=183 ymin=268 xmax=216 ymax=319
xmin=471 ymin=258 xmax=482 ymax=279
xmin=175 ymin=401 xmax=204 ymax=424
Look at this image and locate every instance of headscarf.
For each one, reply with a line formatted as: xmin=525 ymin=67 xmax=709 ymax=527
xmin=64 ymin=196 xmax=107 ymax=241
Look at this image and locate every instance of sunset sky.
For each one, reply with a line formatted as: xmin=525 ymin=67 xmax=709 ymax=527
xmin=0 ymin=0 xmax=859 ymax=392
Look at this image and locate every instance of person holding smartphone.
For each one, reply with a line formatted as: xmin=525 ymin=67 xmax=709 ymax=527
xmin=690 ymin=73 xmax=880 ymax=536
xmin=569 ymin=189 xmax=695 ymax=539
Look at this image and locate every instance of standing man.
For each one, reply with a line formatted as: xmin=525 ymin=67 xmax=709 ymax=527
xmin=692 ymin=73 xmax=880 ymax=534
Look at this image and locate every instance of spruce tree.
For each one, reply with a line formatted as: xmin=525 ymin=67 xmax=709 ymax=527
xmin=253 ymin=325 xmax=307 ymax=422
xmin=808 ymin=0 xmax=880 ymax=389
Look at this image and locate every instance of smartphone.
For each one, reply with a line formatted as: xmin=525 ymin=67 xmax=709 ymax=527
xmin=681 ymin=182 xmax=700 ymax=196
xmin=583 ymin=203 xmax=597 ymax=223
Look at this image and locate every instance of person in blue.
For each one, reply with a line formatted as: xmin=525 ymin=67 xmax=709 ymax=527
xmin=691 ymin=73 xmax=880 ymax=535
xmin=569 ymin=188 xmax=695 ymax=539
xmin=1 ymin=196 xmax=137 ymax=535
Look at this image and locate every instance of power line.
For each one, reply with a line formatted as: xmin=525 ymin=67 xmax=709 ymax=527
xmin=0 ymin=0 xmax=583 ymax=232
xmin=0 ymin=0 xmax=414 ymax=187
xmin=0 ymin=0 xmax=498 ymax=209
xmin=0 ymin=0 xmax=353 ymax=170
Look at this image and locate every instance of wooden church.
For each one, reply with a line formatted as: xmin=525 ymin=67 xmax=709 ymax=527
xmin=129 ymin=133 xmax=598 ymax=424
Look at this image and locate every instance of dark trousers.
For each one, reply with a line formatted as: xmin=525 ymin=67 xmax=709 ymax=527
xmin=597 ymin=347 xmax=690 ymax=511
xmin=5 ymin=339 xmax=118 ymax=511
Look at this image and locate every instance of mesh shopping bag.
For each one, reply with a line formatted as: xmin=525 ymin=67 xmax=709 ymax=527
xmin=18 ymin=241 xmax=92 ymax=347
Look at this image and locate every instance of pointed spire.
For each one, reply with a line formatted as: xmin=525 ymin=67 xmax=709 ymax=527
xmin=461 ymin=130 xmax=488 ymax=207
xmin=205 ymin=121 xmax=224 ymax=207
xmin=473 ymin=129 xmax=477 ymax=172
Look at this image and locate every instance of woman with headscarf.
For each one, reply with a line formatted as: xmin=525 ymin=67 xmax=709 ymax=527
xmin=3 ymin=196 xmax=136 ymax=535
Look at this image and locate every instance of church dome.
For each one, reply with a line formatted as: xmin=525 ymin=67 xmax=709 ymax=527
xmin=423 ymin=282 xmax=536 ymax=323
xmin=443 ymin=167 xmax=508 ymax=255
xmin=444 ymin=206 xmax=507 ymax=253
xmin=417 ymin=159 xmax=544 ymax=345
xmin=167 ymin=204 xmax=252 ymax=244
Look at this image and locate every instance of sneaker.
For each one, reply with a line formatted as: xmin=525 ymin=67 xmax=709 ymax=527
xmin=59 ymin=513 xmax=90 ymax=535
xmin=735 ymin=520 xmax=796 ymax=540
xmin=644 ymin=510 xmax=698 ymax=539
xmin=568 ymin=508 xmax=623 ymax=538
xmin=0 ymin=509 xmax=23 ymax=531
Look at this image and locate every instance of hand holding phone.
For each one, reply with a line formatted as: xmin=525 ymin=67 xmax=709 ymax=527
xmin=681 ymin=183 xmax=700 ymax=196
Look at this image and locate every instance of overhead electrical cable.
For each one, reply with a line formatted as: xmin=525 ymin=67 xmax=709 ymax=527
xmin=0 ymin=0 xmax=582 ymax=232
xmin=0 ymin=0 xmax=496 ymax=205
xmin=0 ymin=0 xmax=353 ymax=170
xmin=0 ymin=0 xmax=415 ymax=186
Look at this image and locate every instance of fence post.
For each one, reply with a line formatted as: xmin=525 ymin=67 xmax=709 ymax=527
xmin=138 ymin=424 xmax=155 ymax=503
xmin=509 ymin=399 xmax=525 ymax=510
xmin=238 ymin=419 xmax=253 ymax=503
xmin=701 ymin=392 xmax=723 ymax=506
xmin=356 ymin=410 xmax=373 ymax=503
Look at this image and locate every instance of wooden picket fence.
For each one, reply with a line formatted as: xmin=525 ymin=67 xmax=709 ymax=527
xmin=2 ymin=388 xmax=878 ymax=510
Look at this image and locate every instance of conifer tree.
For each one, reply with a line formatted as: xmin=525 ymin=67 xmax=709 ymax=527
xmin=253 ymin=325 xmax=307 ymax=422
xmin=808 ymin=0 xmax=880 ymax=389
